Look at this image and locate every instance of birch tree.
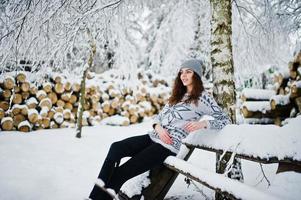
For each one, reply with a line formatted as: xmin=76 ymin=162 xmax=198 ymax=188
xmin=210 ymin=0 xmax=243 ymax=199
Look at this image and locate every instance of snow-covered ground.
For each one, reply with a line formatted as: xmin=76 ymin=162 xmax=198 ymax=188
xmin=0 ymin=119 xmax=300 ymax=200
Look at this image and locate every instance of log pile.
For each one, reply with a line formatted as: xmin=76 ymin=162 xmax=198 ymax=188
xmin=0 ymin=70 xmax=170 ymax=132
xmin=240 ymin=50 xmax=301 ymax=126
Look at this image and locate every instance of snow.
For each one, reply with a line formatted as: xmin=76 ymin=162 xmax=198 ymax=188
xmin=139 ymin=101 xmax=152 ymax=111
xmin=1 ymin=117 xmax=13 ymax=124
xmin=241 ymin=118 xmax=274 ymax=124
xmin=40 ymin=107 xmax=49 ymax=116
xmin=12 ymin=104 xmax=27 ymax=110
xmin=100 ymin=115 xmax=130 ymax=126
xmin=54 ymin=112 xmax=64 ymax=124
xmin=271 ymin=94 xmax=290 ymax=105
xmin=36 ymin=90 xmax=47 ymax=99
xmin=63 ymin=109 xmax=71 ymax=115
xmin=101 ymin=93 xmax=109 ymax=101
xmin=39 ymin=98 xmax=52 ymax=107
xmin=242 ymin=101 xmax=271 ymax=112
xmin=26 ymin=97 xmax=38 ymax=105
xmin=120 ymin=172 xmax=150 ymax=198
xmin=18 ymin=120 xmax=31 ymax=129
xmin=241 ymin=89 xmax=276 ymax=100
xmin=43 ymin=82 xmax=52 ymax=88
xmin=184 ymin=115 xmax=301 ymax=162
xmin=164 ymin=156 xmax=280 ymax=200
xmin=83 ymin=111 xmax=90 ymax=118
xmin=4 ymin=75 xmax=15 ymax=83
xmin=0 ymin=120 xmax=300 ymax=200
xmin=28 ymin=109 xmax=38 ymax=116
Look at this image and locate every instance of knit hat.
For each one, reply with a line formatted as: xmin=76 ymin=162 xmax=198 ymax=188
xmin=180 ymin=59 xmax=203 ymax=78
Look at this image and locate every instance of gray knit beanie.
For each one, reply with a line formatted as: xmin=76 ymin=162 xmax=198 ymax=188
xmin=180 ymin=59 xmax=203 ymax=78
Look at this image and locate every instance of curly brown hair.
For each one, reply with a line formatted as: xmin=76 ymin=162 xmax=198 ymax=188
xmin=168 ymin=72 xmax=204 ymax=106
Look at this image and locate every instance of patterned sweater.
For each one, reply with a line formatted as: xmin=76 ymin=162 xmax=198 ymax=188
xmin=148 ymin=91 xmax=231 ymax=154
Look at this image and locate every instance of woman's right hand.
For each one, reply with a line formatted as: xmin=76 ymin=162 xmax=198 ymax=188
xmin=154 ymin=124 xmax=173 ymax=144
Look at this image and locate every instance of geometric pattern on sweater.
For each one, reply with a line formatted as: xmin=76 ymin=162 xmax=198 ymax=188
xmin=149 ymin=91 xmax=231 ymax=154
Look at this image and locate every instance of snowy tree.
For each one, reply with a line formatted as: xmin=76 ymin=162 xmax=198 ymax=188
xmin=143 ymin=0 xmax=198 ymax=76
xmin=232 ymin=0 xmax=300 ymax=84
xmin=210 ymin=1 xmax=244 ymax=199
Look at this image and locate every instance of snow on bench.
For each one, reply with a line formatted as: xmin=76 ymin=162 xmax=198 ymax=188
xmin=183 ymin=115 xmax=301 ymax=165
xmin=161 ymin=115 xmax=301 ymax=199
xmin=164 ymin=156 xmax=280 ymax=200
xmin=121 ymin=116 xmax=301 ymax=199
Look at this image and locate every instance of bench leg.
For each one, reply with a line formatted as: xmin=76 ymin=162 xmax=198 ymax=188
xmin=216 ymin=152 xmax=244 ymax=200
xmin=123 ymin=147 xmax=195 ymax=200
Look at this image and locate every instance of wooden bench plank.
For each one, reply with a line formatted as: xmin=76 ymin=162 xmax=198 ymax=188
xmin=183 ymin=142 xmax=301 ymax=166
xmin=182 ymin=121 xmax=301 ymax=168
xmin=164 ymin=156 xmax=281 ymax=200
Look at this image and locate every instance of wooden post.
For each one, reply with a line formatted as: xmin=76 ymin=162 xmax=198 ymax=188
xmin=126 ymin=147 xmax=195 ymax=200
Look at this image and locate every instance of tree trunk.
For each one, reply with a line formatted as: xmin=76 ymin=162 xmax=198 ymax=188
xmin=210 ymin=0 xmax=243 ymax=199
xmin=76 ymin=28 xmax=96 ymax=138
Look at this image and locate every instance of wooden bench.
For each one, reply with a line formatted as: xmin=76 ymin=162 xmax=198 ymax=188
xmin=122 ymin=118 xmax=301 ymax=200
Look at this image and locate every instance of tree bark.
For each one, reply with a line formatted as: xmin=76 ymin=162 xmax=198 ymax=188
xmin=76 ymin=28 xmax=96 ymax=138
xmin=210 ymin=0 xmax=243 ymax=199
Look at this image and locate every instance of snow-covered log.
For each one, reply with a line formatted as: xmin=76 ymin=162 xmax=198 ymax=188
xmin=53 ymin=112 xmax=64 ymax=125
xmin=3 ymin=76 xmax=15 ymax=90
xmin=1 ymin=117 xmax=13 ymax=131
xmin=270 ymin=95 xmax=292 ymax=110
xmin=101 ymin=115 xmax=130 ymax=126
xmin=61 ymin=92 xmax=71 ymax=102
xmin=12 ymin=104 xmax=22 ymax=115
xmin=26 ymin=97 xmax=38 ymax=109
xmin=47 ymin=92 xmax=58 ymax=104
xmin=29 ymin=84 xmax=38 ymax=95
xmin=43 ymin=82 xmax=52 ymax=93
xmin=72 ymin=82 xmax=81 ymax=92
xmin=0 ymin=101 xmax=9 ymax=111
xmin=64 ymin=81 xmax=72 ymax=92
xmin=64 ymin=102 xmax=73 ymax=111
xmin=39 ymin=98 xmax=52 ymax=110
xmin=16 ymin=72 xmax=27 ymax=83
xmin=241 ymin=89 xmax=276 ymax=101
xmin=56 ymin=99 xmax=65 ymax=108
xmin=36 ymin=90 xmax=47 ymax=101
xmin=54 ymin=83 xmax=65 ymax=94
xmin=2 ymin=89 xmax=11 ymax=100
xmin=12 ymin=93 xmax=22 ymax=104
xmin=20 ymin=81 xmax=30 ymax=92
xmin=13 ymin=114 xmax=26 ymax=127
xmin=41 ymin=118 xmax=50 ymax=129
xmin=18 ymin=120 xmax=31 ymax=132
xmin=28 ymin=109 xmax=39 ymax=123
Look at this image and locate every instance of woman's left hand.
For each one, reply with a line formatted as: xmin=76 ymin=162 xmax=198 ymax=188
xmin=184 ymin=121 xmax=208 ymax=133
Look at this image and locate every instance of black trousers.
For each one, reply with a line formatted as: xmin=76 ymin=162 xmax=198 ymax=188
xmin=89 ymin=134 xmax=175 ymax=200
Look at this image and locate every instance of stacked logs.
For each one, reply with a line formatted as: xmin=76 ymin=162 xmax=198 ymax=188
xmin=0 ymin=70 xmax=170 ymax=132
xmin=240 ymin=50 xmax=301 ymax=125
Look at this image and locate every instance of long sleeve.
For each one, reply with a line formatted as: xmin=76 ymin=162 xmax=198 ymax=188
xmin=152 ymin=104 xmax=169 ymax=129
xmin=198 ymin=92 xmax=231 ymax=129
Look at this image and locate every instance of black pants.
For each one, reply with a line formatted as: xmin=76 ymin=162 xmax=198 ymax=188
xmin=89 ymin=134 xmax=175 ymax=200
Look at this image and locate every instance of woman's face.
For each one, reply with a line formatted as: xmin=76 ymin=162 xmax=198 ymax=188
xmin=180 ymin=68 xmax=194 ymax=87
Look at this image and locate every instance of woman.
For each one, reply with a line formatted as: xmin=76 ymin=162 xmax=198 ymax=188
xmin=89 ymin=59 xmax=231 ymax=200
